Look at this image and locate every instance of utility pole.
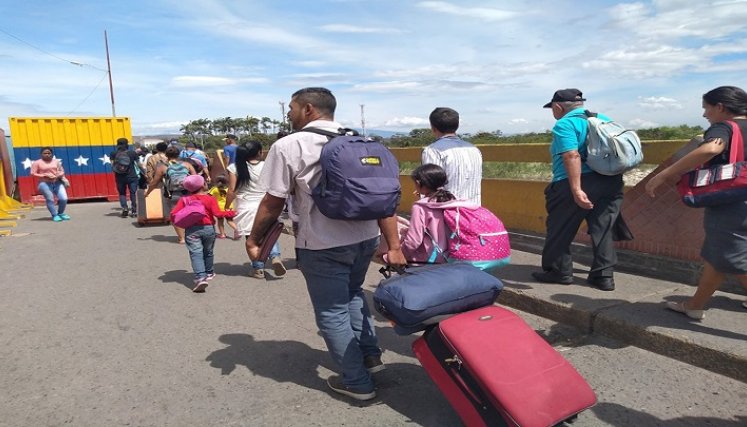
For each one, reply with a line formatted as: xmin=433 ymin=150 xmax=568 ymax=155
xmin=360 ymin=104 xmax=366 ymax=138
xmin=104 ymin=30 xmax=116 ymax=117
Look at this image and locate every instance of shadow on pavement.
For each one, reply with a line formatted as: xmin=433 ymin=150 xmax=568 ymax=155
xmin=499 ymin=261 xmax=594 ymax=289
xmin=206 ymin=333 xmax=459 ymax=426
xmin=592 ymin=402 xmax=745 ymax=426
xmin=138 ymin=234 xmax=178 ymax=244
xmin=158 ymin=269 xmax=195 ymax=290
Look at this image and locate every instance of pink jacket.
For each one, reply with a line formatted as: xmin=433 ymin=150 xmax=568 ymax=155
xmin=400 ymin=198 xmax=477 ymax=263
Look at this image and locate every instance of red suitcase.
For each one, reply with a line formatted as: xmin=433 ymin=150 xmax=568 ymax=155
xmin=412 ymin=306 xmax=597 ymax=427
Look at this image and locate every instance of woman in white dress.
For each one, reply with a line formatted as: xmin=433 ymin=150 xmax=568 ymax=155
xmin=225 ymin=141 xmax=286 ymax=279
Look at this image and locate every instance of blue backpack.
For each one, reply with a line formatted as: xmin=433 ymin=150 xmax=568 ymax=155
xmin=584 ymin=110 xmax=643 ymax=176
xmin=304 ymin=127 xmax=401 ymax=220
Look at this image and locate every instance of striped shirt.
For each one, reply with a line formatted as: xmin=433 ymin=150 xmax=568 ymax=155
xmin=422 ymin=136 xmax=483 ymax=205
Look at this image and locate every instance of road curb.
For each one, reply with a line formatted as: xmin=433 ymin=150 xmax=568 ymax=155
xmin=497 ymin=287 xmax=747 ymax=384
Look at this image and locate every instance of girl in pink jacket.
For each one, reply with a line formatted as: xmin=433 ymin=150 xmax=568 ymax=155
xmin=401 ymin=164 xmax=470 ymax=263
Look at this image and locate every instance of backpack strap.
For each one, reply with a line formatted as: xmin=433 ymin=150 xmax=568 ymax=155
xmin=302 ymin=127 xmax=359 ymax=139
xmin=584 ymin=109 xmax=598 ymax=118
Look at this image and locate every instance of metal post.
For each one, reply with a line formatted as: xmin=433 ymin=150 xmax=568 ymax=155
xmin=104 ymin=30 xmax=116 ymax=117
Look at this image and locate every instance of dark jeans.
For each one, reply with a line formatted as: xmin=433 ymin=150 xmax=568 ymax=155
xmin=541 ymin=173 xmax=624 ymax=278
xmin=296 ymin=237 xmax=381 ymax=392
xmin=115 ymin=176 xmax=138 ymax=211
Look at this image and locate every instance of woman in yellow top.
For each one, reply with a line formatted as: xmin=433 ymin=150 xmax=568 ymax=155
xmin=208 ymin=174 xmax=239 ymax=239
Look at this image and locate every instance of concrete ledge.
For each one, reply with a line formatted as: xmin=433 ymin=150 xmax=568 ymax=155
xmin=509 ymin=231 xmax=745 ymax=295
xmin=495 ymin=250 xmax=747 ymax=384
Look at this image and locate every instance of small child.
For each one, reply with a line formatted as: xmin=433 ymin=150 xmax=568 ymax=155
xmin=399 ymin=164 xmax=457 ymax=264
xmin=208 ymin=174 xmax=239 ymax=239
xmin=171 ymin=174 xmax=235 ymax=293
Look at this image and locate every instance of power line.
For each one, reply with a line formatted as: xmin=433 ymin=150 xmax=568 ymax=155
xmin=66 ymin=72 xmax=109 ymax=116
xmin=0 ymin=27 xmax=108 ymax=72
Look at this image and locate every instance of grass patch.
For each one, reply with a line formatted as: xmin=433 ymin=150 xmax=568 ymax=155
xmin=400 ymin=161 xmax=553 ymax=181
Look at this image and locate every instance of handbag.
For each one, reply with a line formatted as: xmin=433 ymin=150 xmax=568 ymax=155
xmin=172 ymin=196 xmax=207 ymax=228
xmin=373 ymin=263 xmax=503 ymax=335
xmin=677 ymin=121 xmax=747 ymax=208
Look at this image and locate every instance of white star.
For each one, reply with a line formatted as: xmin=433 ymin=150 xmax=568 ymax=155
xmin=22 ymin=157 xmax=33 ymax=169
xmin=74 ymin=155 xmax=89 ymax=166
xmin=99 ymin=154 xmax=111 ymax=165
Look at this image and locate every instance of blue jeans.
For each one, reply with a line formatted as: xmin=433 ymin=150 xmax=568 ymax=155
xmin=185 ymin=224 xmax=216 ymax=281
xmin=297 ymin=237 xmax=381 ymax=391
xmin=115 ymin=176 xmax=138 ymax=210
xmin=252 ymin=241 xmax=281 ymax=269
xmin=37 ymin=181 xmax=67 ymax=217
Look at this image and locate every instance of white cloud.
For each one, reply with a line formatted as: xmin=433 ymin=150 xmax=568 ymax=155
xmin=629 ymin=118 xmax=660 ymax=129
xmin=351 ymin=81 xmax=423 ymax=92
xmin=508 ymin=118 xmax=529 ymax=125
xmin=417 ymin=1 xmax=518 ymax=22
xmin=170 ymin=76 xmax=268 ymax=87
xmin=638 ymin=96 xmax=683 ymax=110
xmin=319 ymin=24 xmax=403 ymax=34
xmin=384 ymin=116 xmax=430 ymax=128
xmin=609 ymin=1 xmax=747 ymax=40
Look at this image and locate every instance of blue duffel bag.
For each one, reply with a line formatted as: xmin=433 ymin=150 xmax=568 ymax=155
xmin=373 ymin=263 xmax=503 ymax=335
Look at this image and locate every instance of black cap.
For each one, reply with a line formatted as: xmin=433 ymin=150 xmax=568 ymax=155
xmin=543 ymin=88 xmax=586 ymax=108
xmin=224 ymin=134 xmax=237 ymax=140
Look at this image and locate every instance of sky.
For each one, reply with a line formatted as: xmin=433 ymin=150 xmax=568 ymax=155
xmin=1 ymin=0 xmax=746 ymax=137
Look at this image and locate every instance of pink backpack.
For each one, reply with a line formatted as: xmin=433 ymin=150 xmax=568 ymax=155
xmin=172 ymin=196 xmax=207 ymax=228
xmin=443 ymin=205 xmax=511 ymax=269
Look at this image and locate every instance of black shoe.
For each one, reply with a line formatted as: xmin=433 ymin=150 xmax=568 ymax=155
xmin=532 ymin=270 xmax=573 ymax=285
xmin=364 ymin=355 xmax=385 ymax=374
xmin=129 ymin=209 xmax=137 ymax=218
xmin=588 ymin=276 xmax=615 ymax=291
xmin=120 ymin=208 xmax=129 ymax=218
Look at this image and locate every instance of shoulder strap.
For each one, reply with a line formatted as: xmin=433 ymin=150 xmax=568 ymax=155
xmin=726 ymin=121 xmax=745 ymax=163
xmin=302 ymin=127 xmax=359 ymax=139
xmin=584 ymin=109 xmax=598 ymax=118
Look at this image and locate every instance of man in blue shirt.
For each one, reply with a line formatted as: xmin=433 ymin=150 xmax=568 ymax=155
xmin=222 ymin=134 xmax=238 ymax=167
xmin=531 ymin=89 xmax=625 ymax=291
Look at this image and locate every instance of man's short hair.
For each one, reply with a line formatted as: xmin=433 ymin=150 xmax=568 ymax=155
xmin=291 ymin=87 xmax=336 ymax=116
xmin=116 ymin=137 xmax=129 ymax=146
xmin=429 ymin=107 xmax=460 ymax=133
xmin=155 ymin=142 xmax=168 ymax=152
xmin=185 ymin=141 xmax=196 ymax=148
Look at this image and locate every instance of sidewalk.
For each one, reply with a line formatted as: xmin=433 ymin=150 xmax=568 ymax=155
xmin=498 ymin=241 xmax=747 ymax=384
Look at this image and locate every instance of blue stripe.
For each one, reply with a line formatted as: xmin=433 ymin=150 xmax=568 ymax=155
xmin=14 ymin=145 xmax=120 ymax=177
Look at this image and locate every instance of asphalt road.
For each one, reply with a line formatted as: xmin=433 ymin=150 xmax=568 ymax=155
xmin=0 ymin=202 xmax=745 ymax=426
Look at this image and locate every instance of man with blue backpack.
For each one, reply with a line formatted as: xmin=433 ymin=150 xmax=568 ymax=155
xmin=245 ymin=87 xmax=405 ymax=402
xmin=532 ymin=89 xmax=631 ymax=292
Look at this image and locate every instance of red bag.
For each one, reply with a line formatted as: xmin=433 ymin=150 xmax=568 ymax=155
xmin=677 ymin=121 xmax=747 ymax=208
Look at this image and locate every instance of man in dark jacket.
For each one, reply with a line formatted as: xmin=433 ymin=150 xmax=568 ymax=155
xmin=110 ymin=137 xmax=140 ymax=218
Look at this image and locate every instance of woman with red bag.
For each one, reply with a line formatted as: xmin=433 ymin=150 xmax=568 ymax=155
xmin=646 ymin=86 xmax=747 ymax=319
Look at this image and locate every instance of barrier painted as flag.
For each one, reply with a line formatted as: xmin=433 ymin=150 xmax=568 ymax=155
xmin=9 ymin=117 xmax=133 ymax=203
